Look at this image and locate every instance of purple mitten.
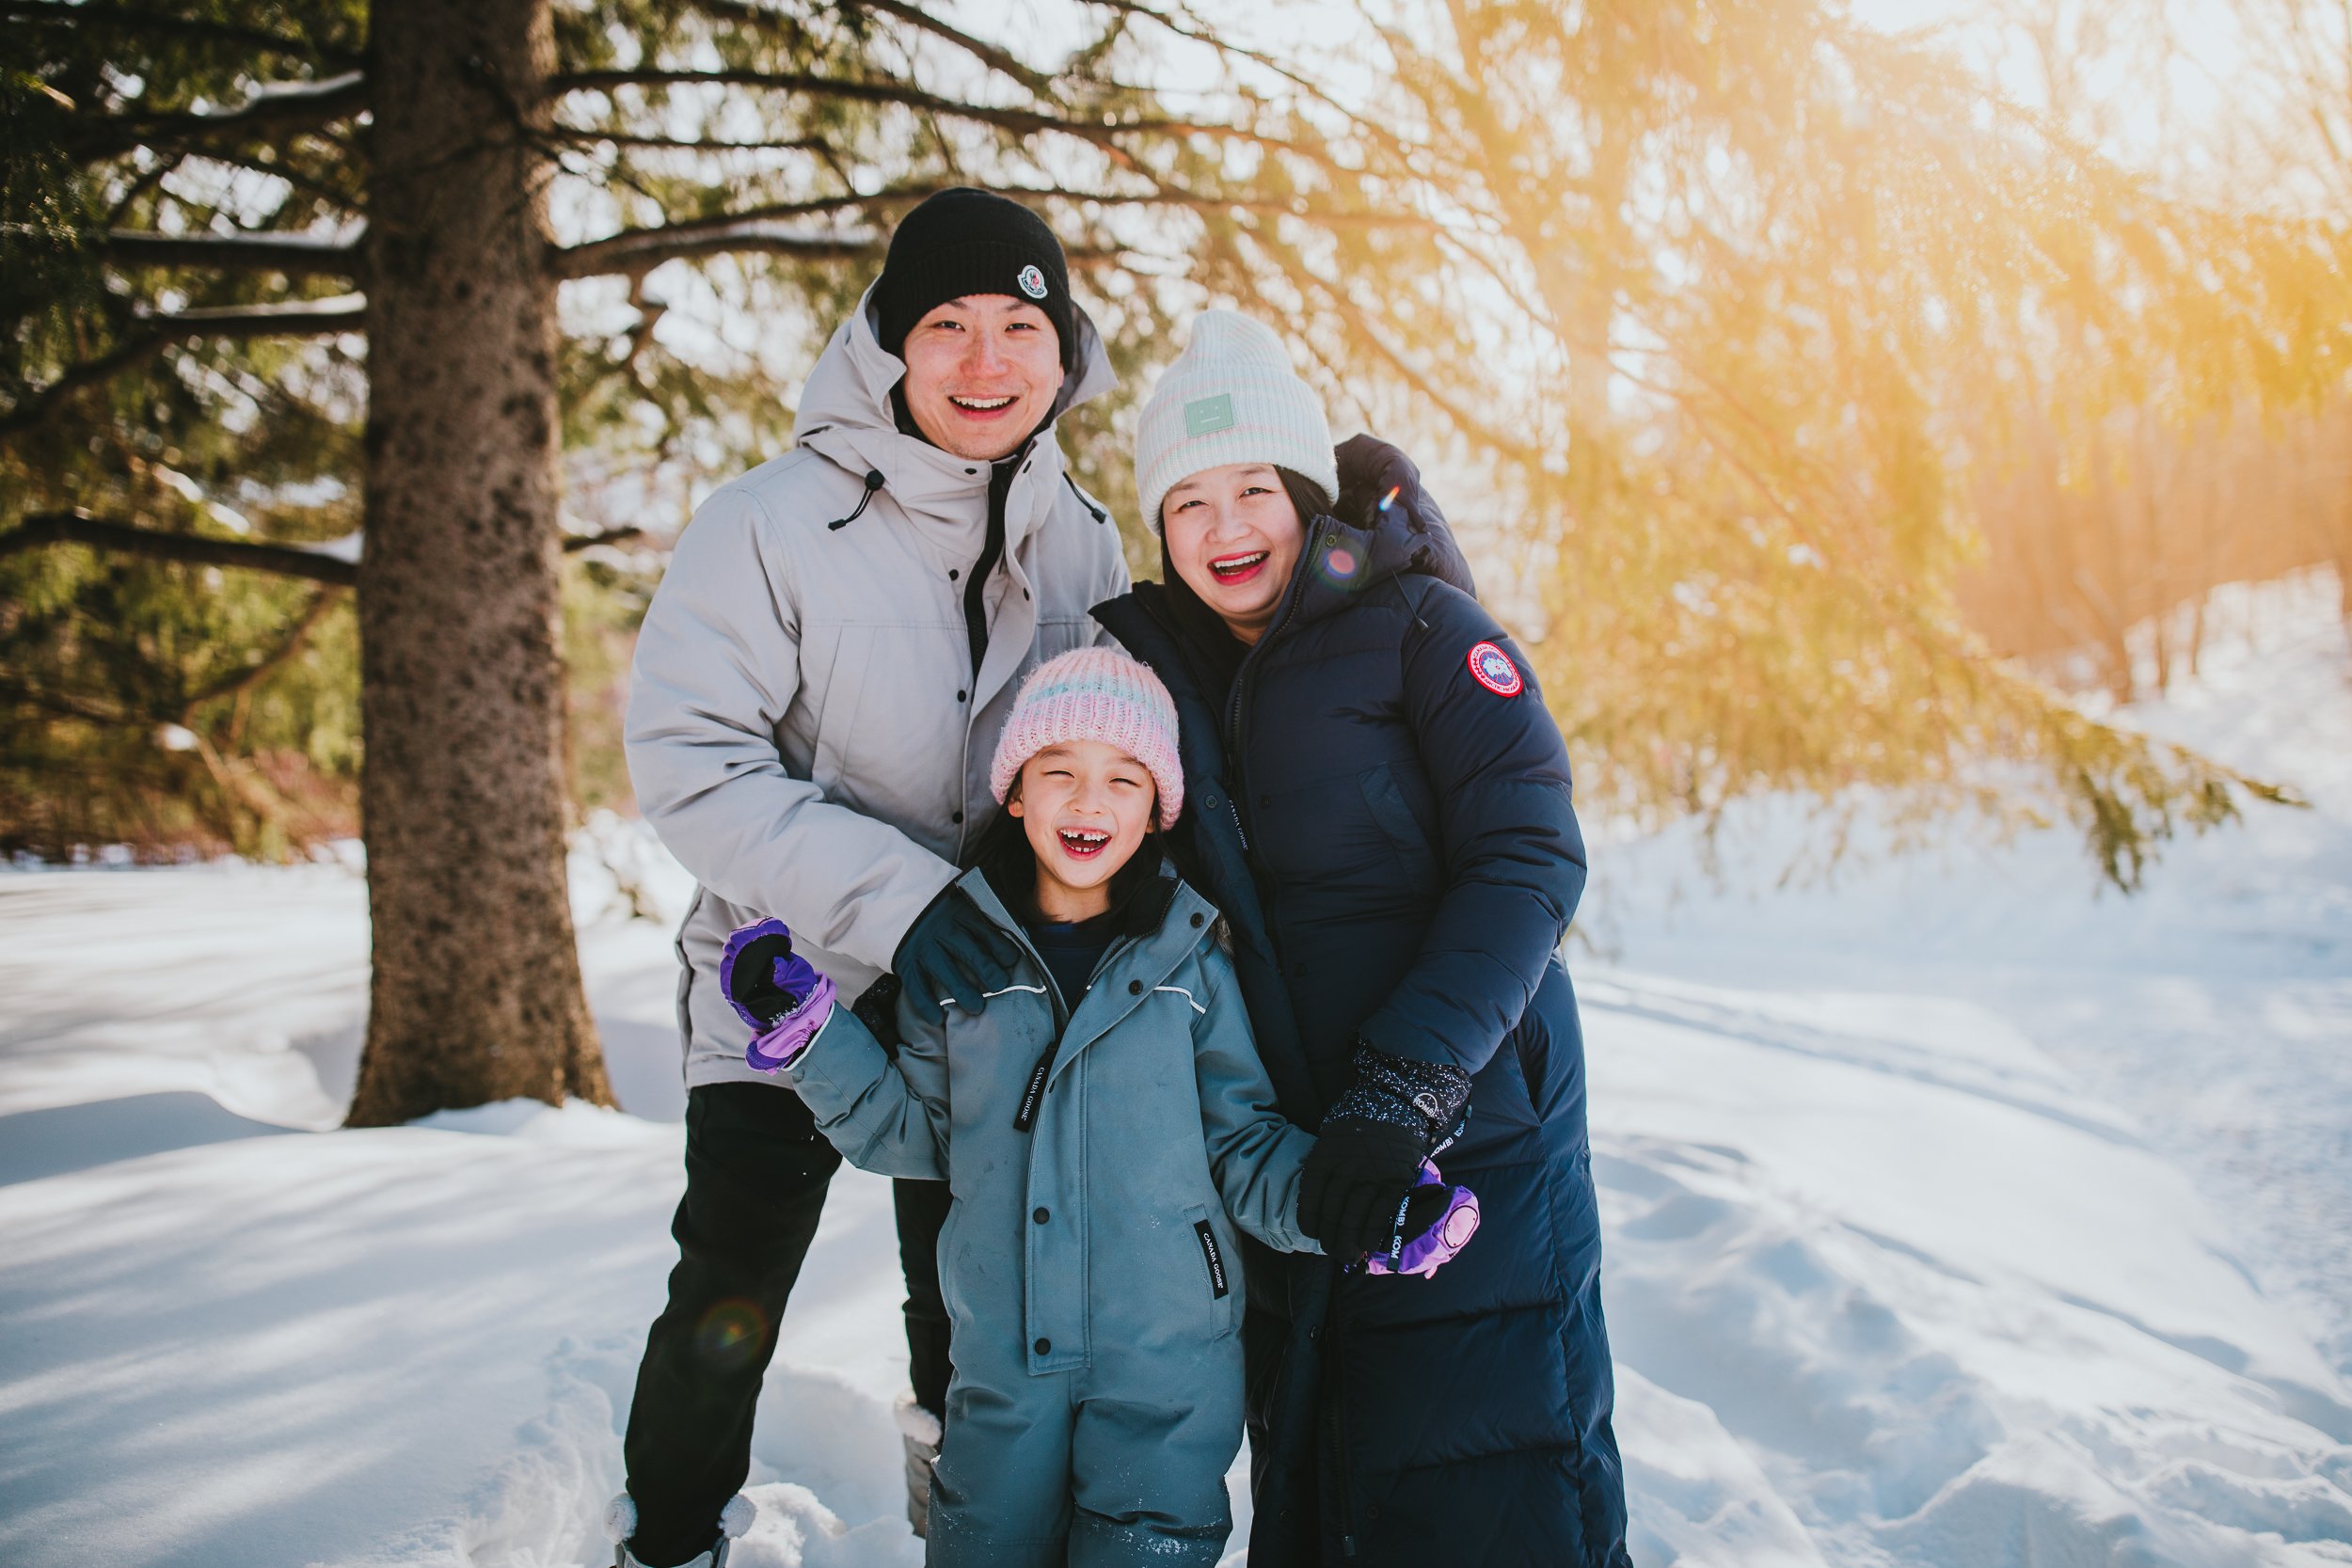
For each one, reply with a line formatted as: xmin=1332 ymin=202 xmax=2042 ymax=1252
xmin=1362 ymin=1159 xmax=1479 ymax=1278
xmin=720 ymin=918 xmax=837 ymax=1072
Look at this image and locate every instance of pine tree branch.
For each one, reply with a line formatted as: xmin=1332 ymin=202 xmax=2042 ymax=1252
xmin=0 ymin=298 xmax=368 ymax=441
xmin=66 ymin=71 xmax=369 ymax=160
xmin=1081 ymin=0 xmax=1404 ymax=146
xmin=552 ymin=221 xmax=1142 ymax=279
xmin=1242 ymin=228 xmax=1547 ymax=469
xmin=179 ymin=583 xmax=348 ymax=716
xmin=104 ymin=229 xmax=363 ymax=277
xmin=1 ymin=2 xmax=362 ymax=67
xmin=842 ymin=0 xmax=1059 ymax=97
xmin=688 ymin=0 xmax=1059 ymax=98
xmin=545 ymin=68 xmax=1281 ymax=152
xmin=546 ymin=127 xmax=827 ymax=154
xmin=167 ymin=146 xmax=368 ymax=214
xmin=574 ymin=181 xmax=1422 ymax=241
xmin=0 ymin=514 xmax=639 ymax=578
xmin=552 ymin=225 xmax=875 ymax=279
xmin=564 ymin=525 xmax=645 ymax=550
xmin=0 ymin=677 xmax=135 ymax=727
xmin=552 ymin=182 xmax=1415 ymax=279
xmin=0 ymin=513 xmax=360 ymax=584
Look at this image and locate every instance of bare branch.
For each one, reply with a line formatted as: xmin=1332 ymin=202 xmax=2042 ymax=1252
xmin=0 ymin=298 xmax=367 ymax=441
xmin=0 ymin=512 xmax=359 ymax=585
xmin=105 ymin=228 xmax=362 ymax=277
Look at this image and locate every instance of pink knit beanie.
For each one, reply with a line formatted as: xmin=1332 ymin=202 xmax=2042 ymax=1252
xmin=990 ymin=647 xmax=1185 ymax=830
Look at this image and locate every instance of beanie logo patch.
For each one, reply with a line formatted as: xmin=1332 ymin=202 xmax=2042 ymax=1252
xmin=1467 ymin=641 xmax=1524 ymax=698
xmin=1184 ymin=393 xmax=1235 ymax=436
xmin=1017 ymin=264 xmax=1049 ymax=300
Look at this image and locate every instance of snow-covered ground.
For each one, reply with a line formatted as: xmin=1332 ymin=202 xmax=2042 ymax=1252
xmin=3 ymin=571 xmax=2347 ymax=1566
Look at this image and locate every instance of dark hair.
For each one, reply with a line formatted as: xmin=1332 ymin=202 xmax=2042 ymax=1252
xmin=1276 ymin=467 xmax=1332 ymax=527
xmin=967 ymin=793 xmax=1173 ymax=939
xmin=1156 ymin=466 xmax=1336 ymax=695
xmin=1156 ymin=466 xmax=1331 ymax=537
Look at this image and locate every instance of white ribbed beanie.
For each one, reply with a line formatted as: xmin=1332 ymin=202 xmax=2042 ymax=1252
xmin=1134 ymin=309 xmax=1338 ymax=534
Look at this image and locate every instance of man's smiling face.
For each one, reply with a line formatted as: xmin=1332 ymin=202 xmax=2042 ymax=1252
xmin=898 ymin=293 xmax=1067 ymax=462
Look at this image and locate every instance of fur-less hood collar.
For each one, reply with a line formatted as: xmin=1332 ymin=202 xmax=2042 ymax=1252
xmin=790 ymin=280 xmax=1115 ymax=549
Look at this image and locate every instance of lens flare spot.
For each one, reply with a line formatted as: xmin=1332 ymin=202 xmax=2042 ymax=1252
xmin=697 ymin=1298 xmax=767 ymax=1366
xmin=1320 ymin=546 xmax=1361 ymax=588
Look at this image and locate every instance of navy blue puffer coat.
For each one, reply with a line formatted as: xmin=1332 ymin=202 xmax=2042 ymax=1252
xmin=1095 ymin=490 xmax=1629 ymax=1568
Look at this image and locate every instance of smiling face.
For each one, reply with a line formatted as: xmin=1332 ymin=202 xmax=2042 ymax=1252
xmin=1161 ymin=463 xmax=1309 ymax=645
xmin=898 ymin=293 xmax=1067 ymax=461
xmin=1008 ymin=738 xmax=1156 ymax=922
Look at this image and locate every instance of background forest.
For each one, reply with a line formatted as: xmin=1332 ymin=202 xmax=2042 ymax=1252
xmin=2 ymin=0 xmax=2347 ymax=1118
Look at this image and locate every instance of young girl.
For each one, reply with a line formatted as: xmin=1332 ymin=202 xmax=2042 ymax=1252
xmin=718 ymin=647 xmax=1325 ymax=1567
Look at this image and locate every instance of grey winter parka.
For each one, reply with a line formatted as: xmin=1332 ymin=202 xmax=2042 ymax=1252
xmin=625 ymin=286 xmax=1131 ymax=1089
xmin=783 ymin=864 xmax=1321 ymax=1565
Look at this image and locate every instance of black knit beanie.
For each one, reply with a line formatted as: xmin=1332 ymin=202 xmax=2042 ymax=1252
xmin=874 ymin=187 xmax=1078 ymax=372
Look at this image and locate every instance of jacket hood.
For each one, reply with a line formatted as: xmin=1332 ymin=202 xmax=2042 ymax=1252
xmin=791 ymin=279 xmax=1115 ymax=518
xmin=953 ymin=859 xmax=1201 ymax=975
xmin=1286 ymin=487 xmax=1477 ymax=631
xmin=951 ymin=859 xmax=1217 ymax=1053
xmin=1096 ymin=481 xmax=1480 ymax=712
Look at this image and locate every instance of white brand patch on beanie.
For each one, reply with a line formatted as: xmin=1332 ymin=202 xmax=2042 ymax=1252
xmin=1135 ymin=310 xmax=1339 ymax=533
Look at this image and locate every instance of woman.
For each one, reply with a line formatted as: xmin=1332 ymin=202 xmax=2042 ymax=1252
xmin=1092 ymin=311 xmax=1631 ymax=1567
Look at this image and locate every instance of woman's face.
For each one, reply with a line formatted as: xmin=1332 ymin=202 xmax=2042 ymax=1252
xmin=1161 ymin=463 xmax=1306 ymax=645
xmin=1009 ymin=739 xmax=1156 ymax=920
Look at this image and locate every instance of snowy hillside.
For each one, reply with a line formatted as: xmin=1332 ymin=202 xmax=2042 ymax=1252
xmin=3 ymin=572 xmax=2348 ymax=1567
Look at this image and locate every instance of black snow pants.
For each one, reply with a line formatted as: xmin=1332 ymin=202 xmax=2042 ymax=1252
xmin=621 ymin=1082 xmax=951 ymax=1565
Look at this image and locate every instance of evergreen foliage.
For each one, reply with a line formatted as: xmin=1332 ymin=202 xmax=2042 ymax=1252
xmin=3 ymin=0 xmax=2341 ymax=895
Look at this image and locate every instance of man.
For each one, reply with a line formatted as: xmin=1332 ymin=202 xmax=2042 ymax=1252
xmin=611 ymin=188 xmax=1128 ymax=1568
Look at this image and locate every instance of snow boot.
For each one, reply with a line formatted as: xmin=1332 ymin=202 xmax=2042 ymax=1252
xmin=894 ymin=1391 xmax=942 ymax=1539
xmin=603 ymin=1491 xmax=755 ymax=1568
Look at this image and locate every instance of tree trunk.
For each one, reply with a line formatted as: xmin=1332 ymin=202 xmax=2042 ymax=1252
xmin=345 ymin=0 xmax=611 ymax=1124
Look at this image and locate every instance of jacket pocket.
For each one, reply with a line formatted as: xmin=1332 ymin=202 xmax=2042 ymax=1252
xmin=1184 ymin=1201 xmax=1241 ymax=1338
xmin=934 ymin=1196 xmax=970 ymax=1330
xmin=805 ymin=626 xmax=867 ymax=790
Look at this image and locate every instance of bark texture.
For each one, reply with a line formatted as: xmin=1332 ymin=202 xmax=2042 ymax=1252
xmin=345 ymin=0 xmax=612 ymax=1124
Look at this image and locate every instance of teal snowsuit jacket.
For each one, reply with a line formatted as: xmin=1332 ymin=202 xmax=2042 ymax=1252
xmin=784 ymin=865 xmax=1321 ymax=1565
